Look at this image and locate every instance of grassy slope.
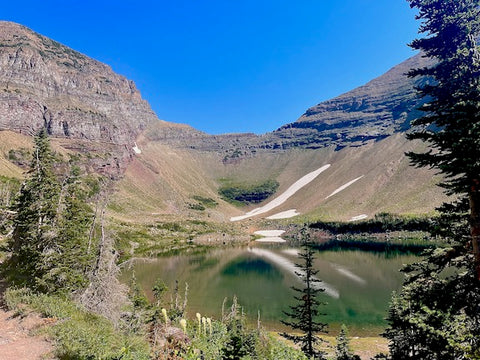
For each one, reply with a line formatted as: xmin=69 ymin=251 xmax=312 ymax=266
xmin=0 ymin=131 xmax=32 ymax=178
xmin=111 ymin=131 xmax=446 ymax=226
xmin=0 ymin=129 xmax=446 ymax=228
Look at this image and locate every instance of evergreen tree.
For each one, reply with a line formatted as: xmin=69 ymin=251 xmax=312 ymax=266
xmin=405 ymin=0 xmax=480 ymax=279
xmin=281 ymin=226 xmax=327 ymax=359
xmin=3 ymin=129 xmax=96 ymax=293
xmin=382 ymin=1 xmax=480 ymax=358
xmin=39 ymin=165 xmax=95 ymax=293
xmin=4 ymin=128 xmax=60 ymax=290
xmin=334 ymin=325 xmax=360 ymax=360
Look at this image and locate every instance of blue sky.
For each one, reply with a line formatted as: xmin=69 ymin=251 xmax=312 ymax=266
xmin=2 ymin=1 xmax=419 ymax=134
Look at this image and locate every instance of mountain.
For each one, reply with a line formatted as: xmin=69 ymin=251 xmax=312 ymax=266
xmin=269 ymin=54 xmax=432 ymax=149
xmin=0 ymin=22 xmax=446 ymax=225
xmin=0 ymin=21 xmax=158 ymax=176
xmin=150 ymin=54 xmax=432 ymax=154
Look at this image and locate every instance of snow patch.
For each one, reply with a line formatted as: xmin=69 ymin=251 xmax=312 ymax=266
xmin=254 ymin=230 xmax=285 ymax=237
xmin=349 ymin=214 xmax=368 ymax=222
xmin=230 ymin=164 xmax=331 ymax=222
xmin=254 ymin=230 xmax=286 ymax=243
xmin=325 ymin=175 xmax=364 ymax=199
xmin=266 ymin=209 xmax=300 ymax=220
xmin=132 ymin=142 xmax=142 ymax=154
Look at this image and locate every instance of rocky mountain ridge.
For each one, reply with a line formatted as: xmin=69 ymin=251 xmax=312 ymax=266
xmin=0 ymin=21 xmax=431 ymax=158
xmin=0 ymin=22 xmax=445 ymax=221
xmin=0 ymin=21 xmax=157 ymax=145
xmin=153 ymin=54 xmax=432 ymax=155
xmin=275 ymin=54 xmax=432 ymax=149
xmin=0 ymin=21 xmax=160 ymax=176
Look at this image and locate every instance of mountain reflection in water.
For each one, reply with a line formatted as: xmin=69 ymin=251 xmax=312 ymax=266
xmin=126 ymin=244 xmax=418 ymax=335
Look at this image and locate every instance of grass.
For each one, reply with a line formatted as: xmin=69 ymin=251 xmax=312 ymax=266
xmin=4 ymin=288 xmax=150 ymax=360
xmin=192 ymin=195 xmax=218 ymax=208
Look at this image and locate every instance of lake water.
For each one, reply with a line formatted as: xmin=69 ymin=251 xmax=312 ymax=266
xmin=126 ymin=244 xmax=418 ymax=336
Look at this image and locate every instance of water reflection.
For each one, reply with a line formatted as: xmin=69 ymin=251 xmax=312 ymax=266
xmin=125 ymin=244 xmax=418 ymax=335
xmin=247 ymin=247 xmax=340 ymax=298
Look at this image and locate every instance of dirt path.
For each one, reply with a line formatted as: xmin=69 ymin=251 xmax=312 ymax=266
xmin=0 ymin=282 xmax=54 ymax=360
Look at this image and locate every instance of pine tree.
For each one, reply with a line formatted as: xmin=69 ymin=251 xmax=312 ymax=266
xmin=4 ymin=128 xmax=60 ymax=290
xmin=39 ymin=165 xmax=95 ymax=293
xmin=405 ymin=0 xmax=480 ymax=279
xmin=281 ymin=226 xmax=327 ymax=359
xmin=335 ymin=325 xmax=360 ymax=360
xmin=382 ymin=1 xmax=480 ymax=358
xmin=3 ymin=129 xmax=96 ymax=293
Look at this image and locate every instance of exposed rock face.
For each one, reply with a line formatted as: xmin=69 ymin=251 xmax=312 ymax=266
xmin=156 ymin=54 xmax=433 ymax=155
xmin=0 ymin=21 xmax=433 ymax=177
xmin=0 ymin=21 xmax=157 ymax=145
xmin=269 ymin=54 xmax=433 ymax=149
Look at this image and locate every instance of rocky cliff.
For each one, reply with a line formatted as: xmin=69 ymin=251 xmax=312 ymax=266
xmin=0 ymin=21 xmax=157 ymax=145
xmin=268 ymin=54 xmax=433 ymax=149
xmin=157 ymin=54 xmax=433 ymax=154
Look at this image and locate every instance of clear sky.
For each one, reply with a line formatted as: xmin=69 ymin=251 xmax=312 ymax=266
xmin=2 ymin=1 xmax=419 ymax=135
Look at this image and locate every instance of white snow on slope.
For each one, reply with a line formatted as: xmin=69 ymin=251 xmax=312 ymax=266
xmin=132 ymin=142 xmax=142 ymax=154
xmin=325 ymin=175 xmax=364 ymax=199
xmin=230 ymin=164 xmax=331 ymax=222
xmin=254 ymin=230 xmax=287 ymax=243
xmin=248 ymin=247 xmax=340 ymax=298
xmin=266 ymin=209 xmax=300 ymax=220
xmin=349 ymin=214 xmax=368 ymax=222
xmin=254 ymin=230 xmax=285 ymax=237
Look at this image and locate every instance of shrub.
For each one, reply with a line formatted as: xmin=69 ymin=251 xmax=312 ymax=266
xmin=219 ymin=180 xmax=279 ymax=205
xmin=4 ymin=288 xmax=150 ymax=360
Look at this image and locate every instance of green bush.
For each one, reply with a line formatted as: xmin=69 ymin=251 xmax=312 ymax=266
xmin=192 ymin=195 xmax=218 ymax=208
xmin=188 ymin=202 xmax=206 ymax=211
xmin=4 ymin=288 xmax=150 ymax=360
xmin=219 ymin=180 xmax=279 ymax=205
xmin=310 ymin=213 xmax=434 ymax=234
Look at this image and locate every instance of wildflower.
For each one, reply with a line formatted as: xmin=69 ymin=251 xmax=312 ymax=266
xmin=180 ymin=318 xmax=187 ymax=334
xmin=207 ymin=317 xmax=212 ymax=336
xmin=196 ymin=312 xmax=201 ymax=334
xmin=202 ymin=317 xmax=207 ymax=335
xmin=161 ymin=308 xmax=168 ymax=325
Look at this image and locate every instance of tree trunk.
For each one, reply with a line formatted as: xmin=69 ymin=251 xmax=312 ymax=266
xmin=469 ymin=180 xmax=480 ymax=281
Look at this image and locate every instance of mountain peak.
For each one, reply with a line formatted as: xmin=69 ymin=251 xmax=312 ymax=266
xmin=0 ymin=21 xmax=158 ymax=144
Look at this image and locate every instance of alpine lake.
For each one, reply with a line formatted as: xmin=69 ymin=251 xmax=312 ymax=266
xmin=124 ymin=241 xmax=420 ymax=336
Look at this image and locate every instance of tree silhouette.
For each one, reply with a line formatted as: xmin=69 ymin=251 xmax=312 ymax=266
xmin=281 ymin=226 xmax=327 ymax=359
xmin=383 ymin=1 xmax=480 ymax=357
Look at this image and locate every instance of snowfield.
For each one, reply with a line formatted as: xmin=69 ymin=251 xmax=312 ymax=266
xmin=349 ymin=214 xmax=368 ymax=222
xmin=230 ymin=164 xmax=331 ymax=221
xmin=266 ymin=209 xmax=300 ymax=220
xmin=254 ymin=230 xmax=285 ymax=237
xmin=325 ymin=175 xmax=364 ymax=199
xmin=254 ymin=230 xmax=287 ymax=243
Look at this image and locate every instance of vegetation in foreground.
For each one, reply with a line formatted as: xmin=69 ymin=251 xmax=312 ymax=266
xmin=379 ymin=0 xmax=480 ymax=358
xmin=0 ymin=129 xmax=364 ymax=359
xmin=281 ymin=227 xmax=328 ymax=359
